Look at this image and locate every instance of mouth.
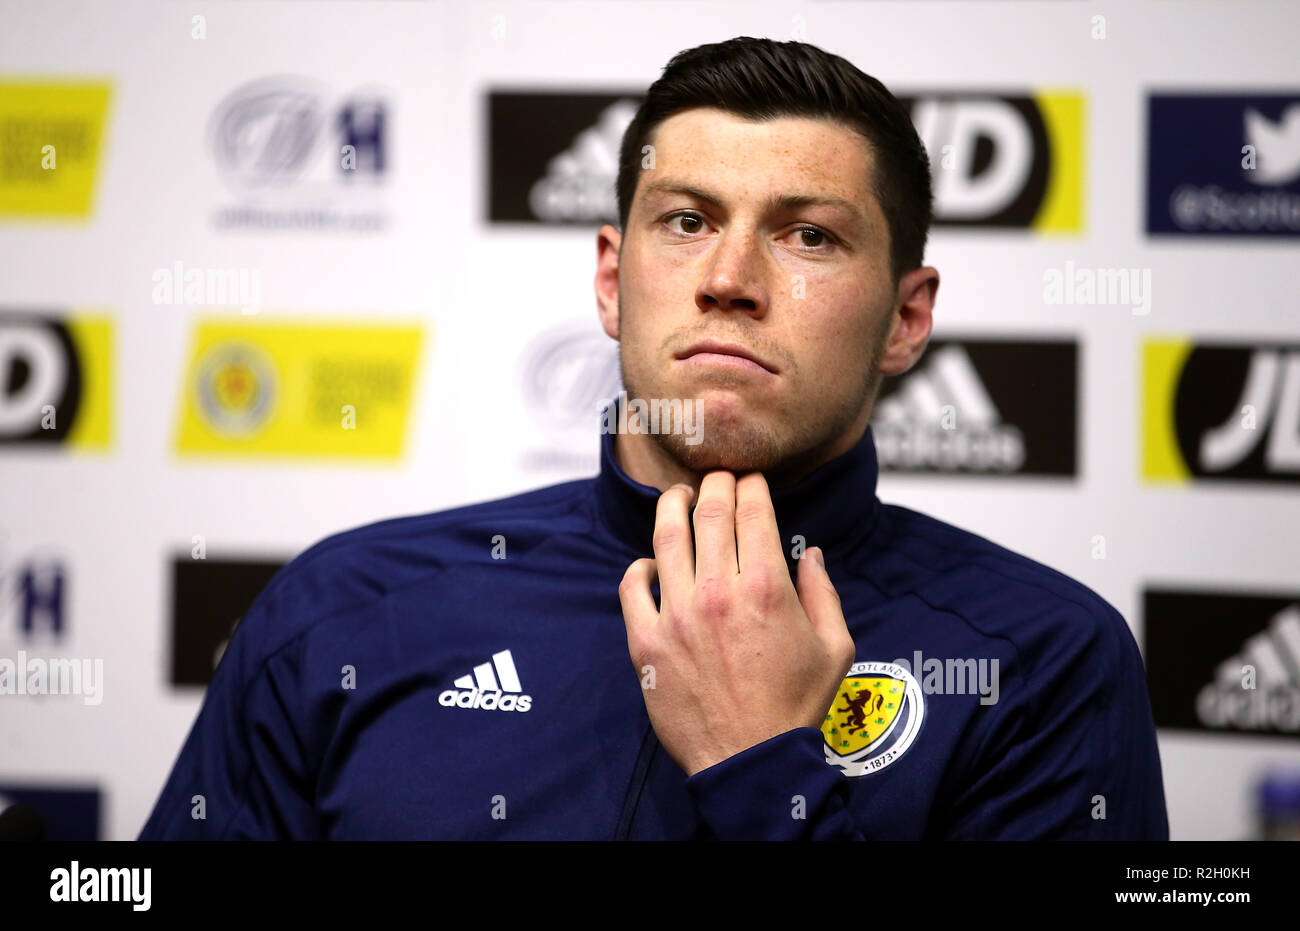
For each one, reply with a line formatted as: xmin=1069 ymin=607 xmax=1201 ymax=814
xmin=674 ymin=340 xmax=778 ymax=376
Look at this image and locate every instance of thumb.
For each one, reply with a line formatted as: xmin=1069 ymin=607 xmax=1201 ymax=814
xmin=797 ymin=547 xmax=848 ymax=642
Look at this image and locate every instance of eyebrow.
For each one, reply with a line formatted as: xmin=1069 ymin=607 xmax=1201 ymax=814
xmin=640 ymin=180 xmax=869 ymax=231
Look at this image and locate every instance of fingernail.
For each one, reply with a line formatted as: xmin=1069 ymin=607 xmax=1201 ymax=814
xmin=812 ymin=547 xmax=826 ymax=569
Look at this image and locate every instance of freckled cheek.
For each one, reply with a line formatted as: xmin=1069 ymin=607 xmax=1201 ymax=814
xmin=785 ymin=287 xmax=880 ymax=378
xmin=623 ymin=253 xmax=694 ymax=336
xmin=617 ymin=297 xmax=669 ymax=385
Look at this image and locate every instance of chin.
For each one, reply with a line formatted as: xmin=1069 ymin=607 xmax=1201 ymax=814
xmin=650 ymin=419 xmax=786 ymax=474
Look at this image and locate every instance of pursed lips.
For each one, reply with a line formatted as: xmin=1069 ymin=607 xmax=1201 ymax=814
xmin=674 ymin=340 xmax=778 ymax=375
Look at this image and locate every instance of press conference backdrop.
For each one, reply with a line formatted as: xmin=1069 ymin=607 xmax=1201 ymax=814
xmin=1 ymin=0 xmax=1298 ymax=841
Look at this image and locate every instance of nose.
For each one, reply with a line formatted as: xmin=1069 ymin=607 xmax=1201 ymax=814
xmin=695 ymin=226 xmax=767 ymax=316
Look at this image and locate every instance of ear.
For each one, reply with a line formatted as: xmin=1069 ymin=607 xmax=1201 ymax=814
xmin=877 ymin=266 xmax=939 ymax=377
xmin=595 ymin=224 xmax=623 ymax=340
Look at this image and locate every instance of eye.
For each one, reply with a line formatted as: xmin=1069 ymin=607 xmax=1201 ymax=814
xmin=663 ymin=211 xmax=707 ymax=236
xmin=661 ymin=212 xmax=837 ymax=252
xmin=791 ymin=225 xmax=836 ymax=252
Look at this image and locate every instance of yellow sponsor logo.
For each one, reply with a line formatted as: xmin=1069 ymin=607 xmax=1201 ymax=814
xmin=175 ymin=319 xmax=425 ymax=460
xmin=1034 ymin=90 xmax=1086 ymax=233
xmin=63 ymin=316 xmax=112 ymax=449
xmin=0 ymin=81 xmax=112 ymax=219
xmin=1141 ymin=337 xmax=1194 ymax=482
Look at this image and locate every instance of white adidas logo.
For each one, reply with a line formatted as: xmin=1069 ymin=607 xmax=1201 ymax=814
xmin=1197 ymin=604 xmax=1300 ymax=732
xmin=438 ymin=650 xmax=533 ymax=713
xmin=529 ymin=99 xmax=638 ymax=223
xmin=872 ymin=344 xmax=1026 ymax=472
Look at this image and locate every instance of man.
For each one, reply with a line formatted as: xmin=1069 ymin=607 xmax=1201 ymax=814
xmin=139 ymin=37 xmax=1168 ymax=840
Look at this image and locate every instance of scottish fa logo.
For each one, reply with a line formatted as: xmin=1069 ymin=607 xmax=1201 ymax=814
xmin=821 ymin=662 xmax=925 ymax=777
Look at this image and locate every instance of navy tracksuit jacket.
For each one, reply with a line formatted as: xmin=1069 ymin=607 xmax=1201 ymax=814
xmin=139 ymin=405 xmax=1169 ymax=840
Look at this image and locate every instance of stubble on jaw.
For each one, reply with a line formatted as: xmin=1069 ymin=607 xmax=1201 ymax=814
xmin=616 ymin=304 xmax=893 ymax=487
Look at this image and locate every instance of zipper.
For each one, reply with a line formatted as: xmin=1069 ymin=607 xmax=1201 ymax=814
xmin=614 ymin=724 xmax=659 ymax=840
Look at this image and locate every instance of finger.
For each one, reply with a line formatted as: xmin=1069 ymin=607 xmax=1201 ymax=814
xmin=734 ymin=471 xmax=785 ymax=577
xmin=692 ymin=471 xmax=738 ymax=579
xmin=652 ymin=484 xmax=696 ymax=608
xmin=796 ymin=547 xmax=850 ymax=645
xmin=619 ymin=558 xmax=660 ymax=633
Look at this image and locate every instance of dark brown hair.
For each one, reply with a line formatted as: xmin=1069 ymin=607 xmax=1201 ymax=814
xmin=617 ymin=36 xmax=933 ymax=286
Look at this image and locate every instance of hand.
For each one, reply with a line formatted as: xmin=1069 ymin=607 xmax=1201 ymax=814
xmin=618 ymin=470 xmax=856 ymax=777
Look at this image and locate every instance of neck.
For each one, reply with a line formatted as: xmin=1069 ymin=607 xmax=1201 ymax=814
xmin=612 ymin=404 xmax=873 ymax=493
xmin=592 ymin=399 xmax=884 ymax=559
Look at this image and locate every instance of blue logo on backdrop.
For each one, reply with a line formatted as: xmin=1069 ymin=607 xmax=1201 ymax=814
xmin=0 ymin=554 xmax=67 ymax=640
xmin=207 ymin=76 xmax=391 ymax=232
xmin=1147 ymin=93 xmax=1300 ymax=235
xmin=212 ymin=77 xmax=388 ymax=188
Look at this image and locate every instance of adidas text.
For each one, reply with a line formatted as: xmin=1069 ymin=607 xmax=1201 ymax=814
xmin=438 ymin=688 xmax=532 ymax=712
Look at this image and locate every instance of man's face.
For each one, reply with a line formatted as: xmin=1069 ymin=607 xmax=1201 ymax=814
xmin=606 ymin=107 xmax=901 ymax=478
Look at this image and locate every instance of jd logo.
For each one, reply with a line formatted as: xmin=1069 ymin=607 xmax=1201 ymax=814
xmin=0 ymin=313 xmax=111 ymax=448
xmin=1144 ymin=340 xmax=1300 ymax=483
xmin=902 ymin=92 xmax=1083 ymax=231
xmin=1193 ymin=349 xmax=1300 ymax=474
